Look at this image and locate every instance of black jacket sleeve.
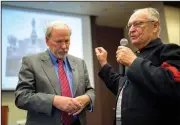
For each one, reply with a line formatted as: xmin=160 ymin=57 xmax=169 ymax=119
xmin=127 ymin=44 xmax=180 ymax=98
xmin=98 ymin=63 xmax=123 ymax=95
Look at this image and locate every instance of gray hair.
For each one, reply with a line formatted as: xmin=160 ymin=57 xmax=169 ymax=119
xmin=134 ymin=7 xmax=161 ymax=35
xmin=45 ymin=21 xmax=71 ymax=38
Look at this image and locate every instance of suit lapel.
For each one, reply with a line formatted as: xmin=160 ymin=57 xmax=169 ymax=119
xmin=67 ymin=55 xmax=79 ymax=96
xmin=40 ymin=51 xmax=61 ymax=95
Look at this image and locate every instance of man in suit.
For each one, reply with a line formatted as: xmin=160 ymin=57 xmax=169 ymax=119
xmin=15 ymin=21 xmax=95 ymax=125
xmin=95 ymin=8 xmax=180 ymax=125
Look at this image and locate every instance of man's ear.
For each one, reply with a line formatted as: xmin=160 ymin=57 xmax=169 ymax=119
xmin=153 ymin=21 xmax=160 ymax=33
xmin=46 ymin=37 xmax=50 ymax=46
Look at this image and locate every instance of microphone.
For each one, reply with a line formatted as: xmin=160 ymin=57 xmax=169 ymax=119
xmin=119 ymin=38 xmax=128 ymax=76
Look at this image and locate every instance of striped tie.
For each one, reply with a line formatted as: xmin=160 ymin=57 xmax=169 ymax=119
xmin=58 ymin=59 xmax=72 ymax=125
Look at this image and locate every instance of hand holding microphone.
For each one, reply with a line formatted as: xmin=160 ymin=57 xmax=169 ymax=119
xmin=117 ymin=38 xmax=137 ymax=67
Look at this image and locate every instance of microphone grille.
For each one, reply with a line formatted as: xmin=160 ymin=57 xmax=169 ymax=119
xmin=120 ymin=38 xmax=128 ymax=46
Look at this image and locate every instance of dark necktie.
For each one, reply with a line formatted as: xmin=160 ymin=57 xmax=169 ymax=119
xmin=58 ymin=59 xmax=72 ymax=125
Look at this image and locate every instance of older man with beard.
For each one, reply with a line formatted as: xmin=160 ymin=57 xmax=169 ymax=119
xmin=15 ymin=21 xmax=95 ymax=125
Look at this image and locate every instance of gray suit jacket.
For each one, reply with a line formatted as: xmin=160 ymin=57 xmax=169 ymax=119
xmin=15 ymin=51 xmax=95 ymax=125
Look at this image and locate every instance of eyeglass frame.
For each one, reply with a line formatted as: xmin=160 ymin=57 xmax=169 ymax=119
xmin=126 ymin=20 xmax=156 ymax=31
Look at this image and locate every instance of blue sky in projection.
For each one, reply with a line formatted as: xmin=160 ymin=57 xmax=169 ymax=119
xmin=3 ymin=9 xmax=44 ymax=40
xmin=2 ymin=8 xmax=80 ymax=40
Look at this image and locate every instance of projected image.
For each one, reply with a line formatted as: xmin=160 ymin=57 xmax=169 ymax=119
xmin=6 ymin=18 xmax=46 ymax=76
xmin=2 ymin=6 xmax=83 ymax=90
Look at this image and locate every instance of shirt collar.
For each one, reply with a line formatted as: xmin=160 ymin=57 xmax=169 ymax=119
xmin=135 ymin=38 xmax=162 ymax=54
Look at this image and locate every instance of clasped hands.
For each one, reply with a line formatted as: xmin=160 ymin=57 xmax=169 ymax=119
xmin=53 ymin=95 xmax=90 ymax=115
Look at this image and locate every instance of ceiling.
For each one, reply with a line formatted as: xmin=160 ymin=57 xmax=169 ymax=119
xmin=2 ymin=1 xmax=163 ymax=28
xmin=164 ymin=1 xmax=180 ymax=8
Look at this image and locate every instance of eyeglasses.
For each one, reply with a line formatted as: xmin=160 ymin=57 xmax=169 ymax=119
xmin=126 ymin=20 xmax=155 ymax=30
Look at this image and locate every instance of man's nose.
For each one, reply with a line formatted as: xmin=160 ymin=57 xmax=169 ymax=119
xmin=129 ymin=25 xmax=136 ymax=32
xmin=128 ymin=26 xmax=136 ymax=36
xmin=61 ymin=42 xmax=67 ymax=49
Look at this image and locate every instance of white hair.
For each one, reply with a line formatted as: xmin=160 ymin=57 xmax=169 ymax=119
xmin=45 ymin=21 xmax=71 ymax=38
xmin=134 ymin=7 xmax=161 ymax=35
